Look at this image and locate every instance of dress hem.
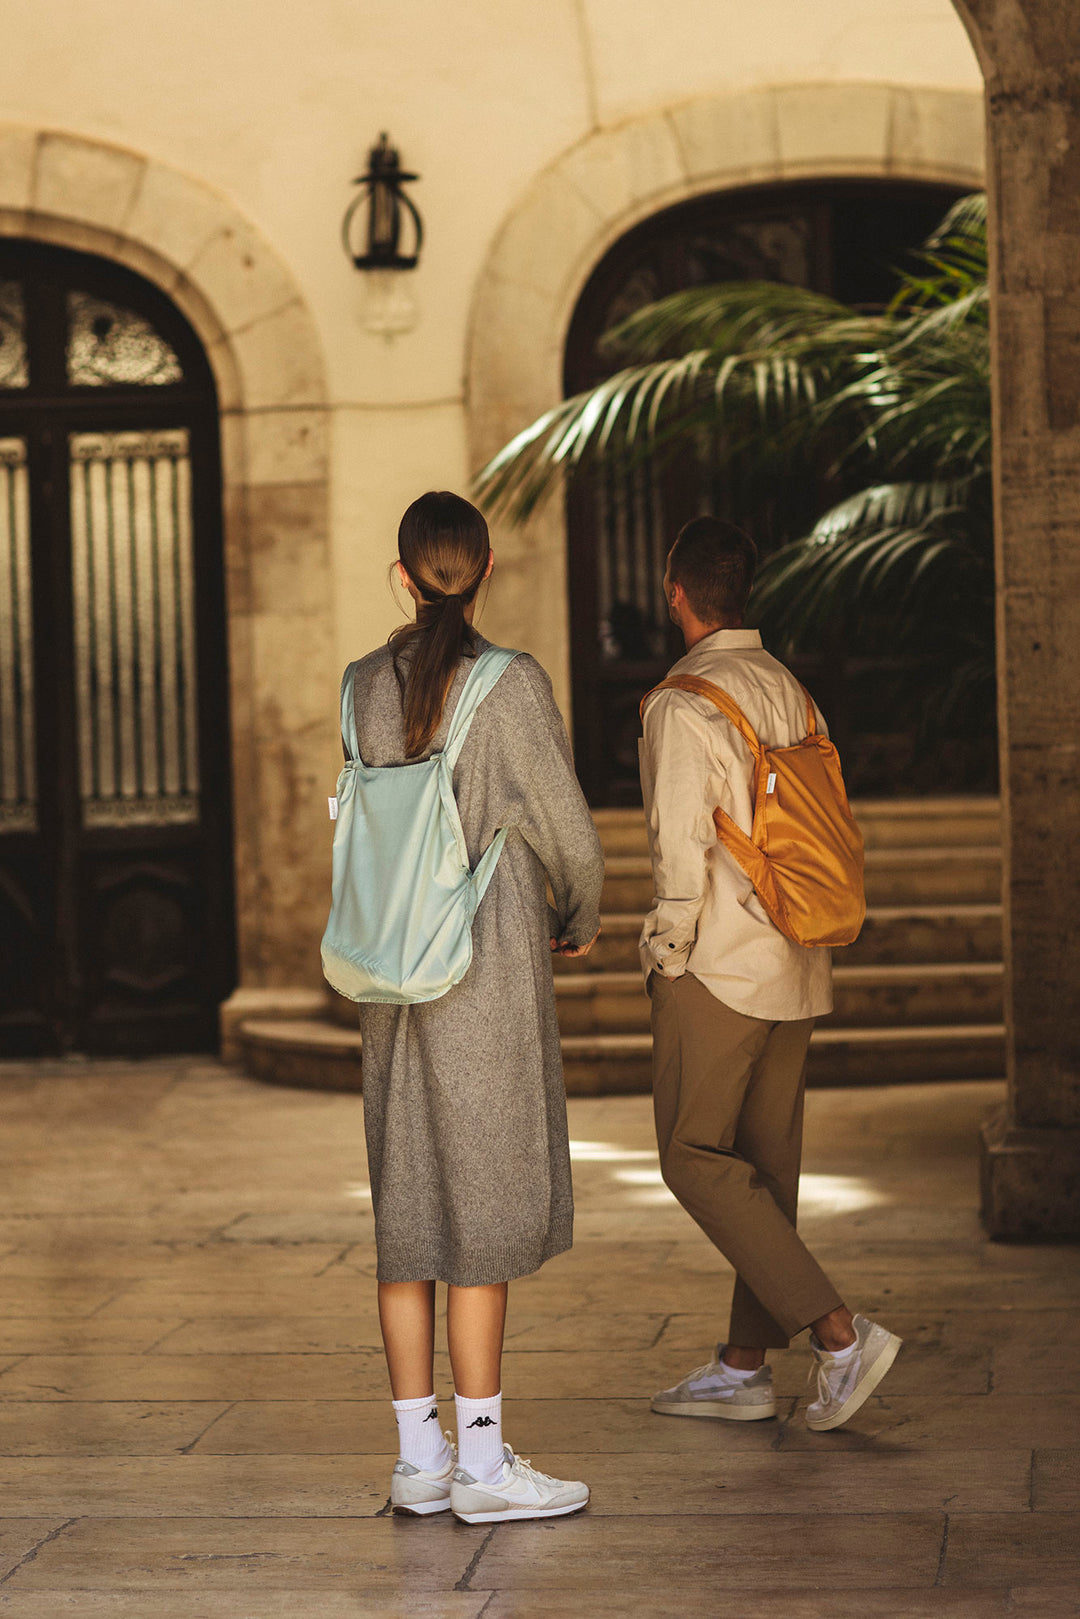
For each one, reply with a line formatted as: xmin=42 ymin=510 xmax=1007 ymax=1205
xmin=374 ymin=1221 xmax=574 ymax=1288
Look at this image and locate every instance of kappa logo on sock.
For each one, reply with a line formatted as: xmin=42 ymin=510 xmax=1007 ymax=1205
xmin=466 ymin=1415 xmax=496 ymax=1429
xmin=422 ymin=1408 xmax=438 ymax=1422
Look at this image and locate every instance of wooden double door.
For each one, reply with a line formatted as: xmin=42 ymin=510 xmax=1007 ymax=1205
xmin=0 ymin=242 xmax=235 ymax=1055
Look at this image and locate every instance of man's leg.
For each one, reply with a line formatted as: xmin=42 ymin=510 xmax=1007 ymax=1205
xmin=726 ymin=1016 xmax=842 ymax=1351
xmin=651 ymin=972 xmax=840 ymax=1343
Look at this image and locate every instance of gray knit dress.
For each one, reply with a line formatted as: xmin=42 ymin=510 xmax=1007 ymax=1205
xmin=349 ymin=634 xmax=605 ymax=1288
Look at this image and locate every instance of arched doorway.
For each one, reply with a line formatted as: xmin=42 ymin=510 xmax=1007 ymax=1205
xmin=563 ymin=178 xmax=968 ymax=805
xmin=0 ymin=241 xmax=235 ymax=1055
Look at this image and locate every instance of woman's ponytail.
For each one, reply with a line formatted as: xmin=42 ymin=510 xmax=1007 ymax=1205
xmin=389 ymin=493 xmax=490 ymax=757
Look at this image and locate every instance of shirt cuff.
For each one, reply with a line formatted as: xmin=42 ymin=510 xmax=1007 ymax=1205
xmin=646 ymin=938 xmax=693 ymax=978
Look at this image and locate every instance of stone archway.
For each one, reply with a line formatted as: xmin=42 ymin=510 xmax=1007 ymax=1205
xmin=465 ymin=82 xmax=985 ymax=718
xmin=0 ymin=125 xmax=337 ymax=998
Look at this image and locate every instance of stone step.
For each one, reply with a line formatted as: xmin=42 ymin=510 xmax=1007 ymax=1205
xmin=841 ymin=903 xmax=1003 ymax=966
xmin=237 ymin=1015 xmax=1005 ymax=1096
xmin=553 ymin=962 xmax=1004 ymax=1035
xmin=237 ymin=1017 xmax=363 ymax=1092
xmin=599 ymin=845 xmax=1002 ymax=913
xmin=551 ymin=904 xmax=1004 ymax=973
xmin=591 ymin=797 xmax=1001 ymax=856
xmin=560 ymin=1024 xmax=1006 ymax=1095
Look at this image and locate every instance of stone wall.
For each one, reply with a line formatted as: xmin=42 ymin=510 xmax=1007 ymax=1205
xmin=952 ymin=0 xmax=1080 ymax=1235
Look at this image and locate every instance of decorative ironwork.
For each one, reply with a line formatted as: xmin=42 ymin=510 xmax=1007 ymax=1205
xmin=67 ymin=292 xmax=183 ymax=387
xmin=0 ymin=438 xmax=34 ymax=830
xmin=69 ymin=429 xmax=199 ymax=826
xmin=342 ymin=133 xmax=423 ymax=270
xmin=0 ymin=281 xmax=28 ymax=389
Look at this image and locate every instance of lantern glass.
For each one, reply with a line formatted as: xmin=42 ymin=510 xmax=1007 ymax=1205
xmin=360 ymin=269 xmax=418 ymax=337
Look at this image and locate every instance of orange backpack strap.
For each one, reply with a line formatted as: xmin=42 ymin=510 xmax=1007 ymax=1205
xmin=800 ymin=684 xmax=817 ymax=737
xmin=640 ymin=675 xmax=762 ymax=762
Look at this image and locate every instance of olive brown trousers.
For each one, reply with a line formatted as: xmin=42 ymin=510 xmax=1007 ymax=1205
xmin=650 ymin=970 xmax=843 ymax=1348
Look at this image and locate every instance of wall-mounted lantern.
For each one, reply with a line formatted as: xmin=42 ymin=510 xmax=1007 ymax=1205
xmin=343 ymin=134 xmax=423 ymax=335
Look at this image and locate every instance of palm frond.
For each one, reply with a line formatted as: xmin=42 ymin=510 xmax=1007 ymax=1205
xmin=924 ymin=191 xmax=987 ymax=250
xmin=808 ymin=480 xmax=973 ymax=539
xmin=598 ymin=281 xmax=856 ymax=362
xmin=751 ymin=515 xmax=988 ymax=650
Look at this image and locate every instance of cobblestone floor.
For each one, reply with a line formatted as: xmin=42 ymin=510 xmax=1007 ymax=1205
xmin=0 ymin=1060 xmax=1076 ymax=1616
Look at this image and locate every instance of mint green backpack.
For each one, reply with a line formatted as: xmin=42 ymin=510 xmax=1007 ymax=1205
xmin=320 ymin=646 xmax=521 ymax=1004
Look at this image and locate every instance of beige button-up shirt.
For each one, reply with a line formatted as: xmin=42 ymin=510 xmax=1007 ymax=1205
xmin=638 ymin=627 xmax=833 ymax=1021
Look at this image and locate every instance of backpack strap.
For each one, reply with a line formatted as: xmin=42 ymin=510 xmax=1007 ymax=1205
xmin=642 ymin=674 xmax=819 ymax=749
xmin=443 ymin=646 xmax=522 ymax=770
xmin=801 ymin=684 xmax=818 ymax=736
xmin=340 ymin=660 xmax=360 ymax=762
xmin=641 ymin=675 xmax=763 ymax=762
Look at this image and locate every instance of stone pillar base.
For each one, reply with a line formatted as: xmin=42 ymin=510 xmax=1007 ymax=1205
xmin=980 ymin=1106 xmax=1080 ymax=1239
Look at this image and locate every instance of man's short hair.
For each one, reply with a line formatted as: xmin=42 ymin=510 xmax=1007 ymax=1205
xmin=668 ymin=517 xmax=758 ymax=626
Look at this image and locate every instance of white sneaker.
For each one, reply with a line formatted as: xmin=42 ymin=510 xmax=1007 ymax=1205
xmin=652 ymin=1349 xmax=777 ymax=1421
xmin=450 ymin=1444 xmax=589 ymax=1524
xmin=806 ymin=1314 xmax=902 ymax=1431
xmin=390 ymin=1440 xmax=456 ymax=1516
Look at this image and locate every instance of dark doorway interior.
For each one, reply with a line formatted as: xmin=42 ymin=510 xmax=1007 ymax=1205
xmin=0 ymin=242 xmax=235 ymax=1055
xmin=563 ymin=179 xmax=971 ymax=806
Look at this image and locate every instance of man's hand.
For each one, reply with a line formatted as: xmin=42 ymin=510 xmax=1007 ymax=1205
xmin=550 ymin=927 xmax=601 ymax=959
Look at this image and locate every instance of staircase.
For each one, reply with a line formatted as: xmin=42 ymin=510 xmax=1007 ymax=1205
xmin=229 ymin=798 xmax=1005 ymax=1094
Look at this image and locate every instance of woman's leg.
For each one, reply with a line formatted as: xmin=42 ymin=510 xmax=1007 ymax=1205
xmin=448 ymin=1282 xmax=508 ymax=1484
xmin=446 ymin=1282 xmax=507 ymax=1396
xmin=379 ymin=1279 xmax=454 ymax=1482
xmin=378 ymin=1280 xmax=437 ymax=1399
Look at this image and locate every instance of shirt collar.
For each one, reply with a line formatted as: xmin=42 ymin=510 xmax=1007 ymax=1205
xmin=675 ymin=627 xmax=763 ymax=667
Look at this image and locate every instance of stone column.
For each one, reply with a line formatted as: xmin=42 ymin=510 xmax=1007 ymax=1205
xmin=953 ymin=0 xmax=1080 ymax=1236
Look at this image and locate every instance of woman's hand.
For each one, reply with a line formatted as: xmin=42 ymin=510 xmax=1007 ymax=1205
xmin=550 ymin=927 xmax=601 ymax=959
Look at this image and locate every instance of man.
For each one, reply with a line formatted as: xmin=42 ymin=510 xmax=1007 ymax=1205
xmin=639 ymin=516 xmax=901 ymax=1431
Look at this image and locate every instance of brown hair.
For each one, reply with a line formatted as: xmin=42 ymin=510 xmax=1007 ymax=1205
xmin=668 ymin=516 xmax=758 ymax=626
xmin=389 ymin=491 xmax=491 ymax=757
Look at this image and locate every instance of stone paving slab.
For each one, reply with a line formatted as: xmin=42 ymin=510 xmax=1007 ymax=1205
xmin=2 ymin=1516 xmax=489 ymax=1593
xmin=468 ymin=1512 xmax=945 ymax=1591
xmin=480 ymin=1593 xmax=1078 ymax=1619
xmin=0 ymin=1401 xmax=233 ymax=1457
xmin=941 ymin=1512 xmax=1080 ymax=1586
xmin=0 ymin=1597 xmax=490 ymax=1619
xmin=1034 ymin=1450 xmax=1080 ymax=1511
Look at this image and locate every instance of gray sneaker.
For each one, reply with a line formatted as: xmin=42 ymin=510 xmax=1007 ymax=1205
xmin=390 ymin=1443 xmax=456 ymax=1516
xmin=651 ymin=1348 xmax=777 ymax=1421
xmin=806 ymin=1314 xmax=902 ymax=1431
xmin=450 ymin=1445 xmax=589 ymax=1524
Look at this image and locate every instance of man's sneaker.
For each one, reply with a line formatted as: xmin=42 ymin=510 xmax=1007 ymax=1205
xmin=390 ymin=1444 xmax=456 ymax=1516
xmin=450 ymin=1445 xmax=589 ymax=1524
xmin=806 ymin=1314 xmax=902 ymax=1431
xmin=651 ymin=1350 xmax=777 ymax=1421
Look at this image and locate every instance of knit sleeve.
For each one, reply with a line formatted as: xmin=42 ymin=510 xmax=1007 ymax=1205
xmin=481 ymin=655 xmax=605 ymax=949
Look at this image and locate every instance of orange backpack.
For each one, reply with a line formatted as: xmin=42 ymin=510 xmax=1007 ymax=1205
xmin=641 ymin=675 xmax=866 ymax=948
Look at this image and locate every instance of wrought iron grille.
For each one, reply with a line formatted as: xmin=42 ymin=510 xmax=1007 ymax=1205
xmin=0 ymin=282 xmax=28 ymax=389
xmin=69 ymin=428 xmax=199 ymax=826
xmin=67 ymin=291 xmax=184 ymax=388
xmin=0 ymin=437 xmax=34 ymax=829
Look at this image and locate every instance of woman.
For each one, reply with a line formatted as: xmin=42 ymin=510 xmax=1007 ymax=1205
xmin=347 ymin=490 xmax=604 ymax=1523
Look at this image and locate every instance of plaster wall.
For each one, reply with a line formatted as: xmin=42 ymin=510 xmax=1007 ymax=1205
xmin=0 ymin=0 xmax=981 ymax=686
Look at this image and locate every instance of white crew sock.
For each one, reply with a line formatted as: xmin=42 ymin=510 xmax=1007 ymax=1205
xmin=392 ymin=1394 xmax=451 ymax=1472
xmin=456 ymin=1391 xmax=504 ymax=1485
xmin=827 ymin=1338 xmax=858 ymax=1363
xmin=716 ymin=1357 xmax=761 ymax=1383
